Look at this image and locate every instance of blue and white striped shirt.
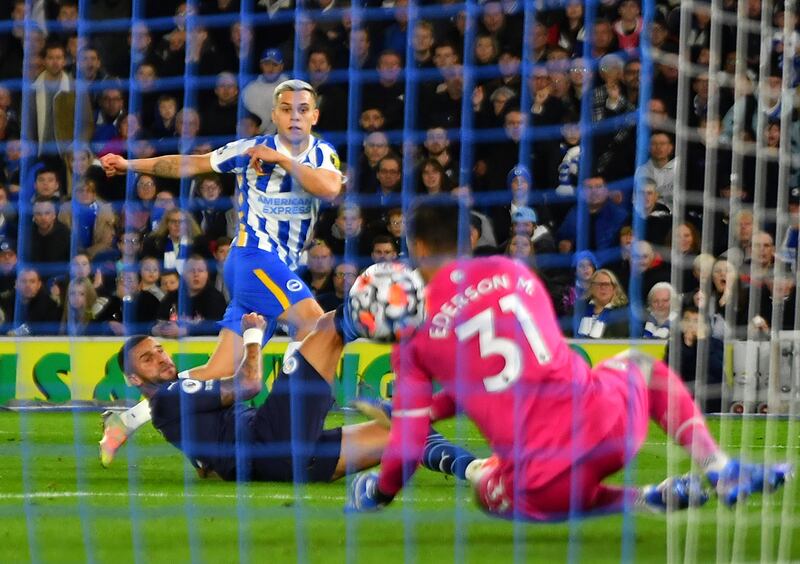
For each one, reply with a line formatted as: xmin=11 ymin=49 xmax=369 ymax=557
xmin=210 ymin=134 xmax=341 ymax=270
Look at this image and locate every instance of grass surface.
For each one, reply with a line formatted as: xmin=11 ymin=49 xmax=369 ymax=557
xmin=0 ymin=412 xmax=797 ymax=563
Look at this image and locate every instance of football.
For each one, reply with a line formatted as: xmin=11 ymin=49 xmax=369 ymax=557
xmin=348 ymin=262 xmax=426 ymax=342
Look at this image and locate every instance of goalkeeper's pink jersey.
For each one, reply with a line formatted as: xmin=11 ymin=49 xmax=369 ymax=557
xmin=378 ymin=256 xmax=628 ymax=497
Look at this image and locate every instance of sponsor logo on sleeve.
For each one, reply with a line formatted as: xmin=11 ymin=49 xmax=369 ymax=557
xmin=287 ymin=279 xmax=304 ymax=292
xmin=181 ymin=380 xmax=202 ymax=394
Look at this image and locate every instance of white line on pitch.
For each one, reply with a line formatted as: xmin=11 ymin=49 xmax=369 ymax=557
xmin=0 ymin=491 xmax=467 ymax=503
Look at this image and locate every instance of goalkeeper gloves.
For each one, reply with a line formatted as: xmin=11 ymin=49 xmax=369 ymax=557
xmin=345 ymin=472 xmax=394 ymax=513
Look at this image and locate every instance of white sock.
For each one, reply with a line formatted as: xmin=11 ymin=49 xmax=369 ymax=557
xmin=119 ymin=399 xmax=152 ymax=432
xmin=283 ymin=341 xmax=301 ymax=363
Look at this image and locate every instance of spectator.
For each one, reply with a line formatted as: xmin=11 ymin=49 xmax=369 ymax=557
xmin=636 ymin=131 xmax=677 ymax=210
xmin=349 ymin=28 xmax=376 ymax=71
xmin=477 ymin=108 xmax=528 ymax=192
xmin=469 ymin=212 xmax=497 ymax=256
xmin=356 ymin=131 xmax=390 ymax=195
xmin=553 ymin=0 xmax=585 ymax=56
xmin=60 ymin=277 xmax=108 ymax=336
xmin=631 ymin=178 xmax=672 ymax=246
xmin=370 ymin=234 xmax=398 ymax=264
xmin=418 ymin=158 xmax=453 ymax=195
xmin=33 ymin=167 xmax=64 ymax=204
xmin=642 ymin=282 xmax=677 ymax=339
xmin=722 ymin=209 xmax=755 ymax=269
xmin=743 ymin=231 xmax=777 ymax=290
xmin=755 ymin=274 xmax=798 ymax=332
xmin=558 ymin=250 xmax=597 ymax=317
xmin=95 ymin=269 xmax=160 ymax=336
xmin=190 ymin=174 xmax=232 ymax=243
xmin=0 ymin=238 xmax=17 ymax=299
xmin=362 ymin=50 xmax=405 ymax=129
xmin=92 ymin=85 xmax=126 ymax=146
xmin=619 ymin=239 xmax=671 ymax=308
xmin=668 ymin=305 xmax=724 ymax=413
xmin=135 ymin=174 xmax=158 ymax=208
xmin=159 ymin=269 xmax=180 ymax=295
xmin=505 ymin=233 xmax=536 ymax=272
xmin=668 ymin=221 xmax=701 ymax=292
xmin=412 ymin=21 xmax=436 ymax=68
xmin=139 ymin=256 xmax=164 ymax=301
xmin=237 ymin=113 xmax=262 ymax=138
xmin=385 ymin=207 xmax=405 ymax=256
xmin=58 ymin=179 xmax=115 ymax=252
xmin=590 ymin=18 xmax=618 ymax=59
xmin=77 ymin=46 xmax=109 ymax=110
xmin=3 ymin=268 xmax=61 ymax=335
xmin=26 ymin=41 xmax=74 ymax=156
xmin=556 ymin=176 xmax=629 ymax=257
xmin=316 ymin=261 xmax=358 ymax=312
xmin=301 ymin=239 xmax=335 ymax=295
xmin=153 ymin=255 xmax=227 ymax=337
xmin=200 ymin=72 xmax=239 ymax=139
xmin=505 ymin=206 xmax=555 ymax=256
xmin=142 ymin=208 xmax=211 ymax=272
xmin=28 ymin=198 xmax=71 ymax=267
xmin=613 ymin=0 xmax=643 ymax=51
xmin=623 ymin=59 xmax=641 ymax=107
xmin=422 ymin=127 xmax=459 ymax=184
xmin=427 ymin=64 xmax=465 ymax=129
xmin=383 ymin=0 xmax=410 ymax=55
xmin=359 ymin=107 xmax=386 ymax=133
xmin=323 ymin=204 xmax=372 ymax=262
xmin=574 ymin=268 xmax=630 ymax=338
xmin=307 ymin=48 xmax=347 ymax=134
xmin=211 ymin=236 xmax=231 ymax=301
xmin=700 ymin=258 xmax=747 ymax=339
xmin=0 ymin=185 xmax=18 ymax=239
xmin=362 ymin=154 xmax=403 ymax=228
xmin=150 ymin=95 xmax=178 ymax=139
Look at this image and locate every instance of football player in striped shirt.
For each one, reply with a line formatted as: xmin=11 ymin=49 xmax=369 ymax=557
xmin=98 ymin=80 xmax=343 ymax=465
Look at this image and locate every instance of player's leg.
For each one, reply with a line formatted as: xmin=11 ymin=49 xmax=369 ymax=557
xmin=622 ymin=352 xmax=791 ymax=505
xmin=100 ymin=249 xmax=320 ymax=465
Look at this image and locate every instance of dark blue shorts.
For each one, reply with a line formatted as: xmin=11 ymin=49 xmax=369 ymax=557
xmin=250 ymin=352 xmax=342 ymax=483
xmin=220 ymin=246 xmax=314 ymax=339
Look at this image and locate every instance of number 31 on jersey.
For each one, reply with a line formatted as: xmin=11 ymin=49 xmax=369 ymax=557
xmin=455 ymin=294 xmax=552 ymax=392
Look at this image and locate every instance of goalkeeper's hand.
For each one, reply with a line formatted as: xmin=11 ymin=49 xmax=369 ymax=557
xmin=345 ymin=472 xmax=393 ymax=513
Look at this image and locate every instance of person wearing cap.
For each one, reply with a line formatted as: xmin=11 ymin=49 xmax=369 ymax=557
xmin=0 ymin=237 xmax=17 ymax=297
xmin=503 ymin=205 xmax=555 ymax=256
xmin=99 ymin=79 xmax=344 ymax=465
xmin=242 ymin=48 xmax=288 ymax=134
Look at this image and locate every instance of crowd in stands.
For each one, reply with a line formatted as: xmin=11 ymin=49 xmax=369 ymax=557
xmin=0 ymin=0 xmax=798 ymax=373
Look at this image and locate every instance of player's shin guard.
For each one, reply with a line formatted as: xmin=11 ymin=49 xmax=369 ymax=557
xmin=422 ymin=430 xmax=476 ymax=480
xmin=648 ymin=360 xmax=727 ymax=470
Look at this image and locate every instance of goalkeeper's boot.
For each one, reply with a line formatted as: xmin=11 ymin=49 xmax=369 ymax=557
xmin=640 ymin=475 xmax=709 ymax=512
xmin=351 ymin=398 xmax=392 ymax=429
xmin=99 ymin=411 xmax=129 ymax=468
xmin=707 ymin=460 xmax=793 ymax=507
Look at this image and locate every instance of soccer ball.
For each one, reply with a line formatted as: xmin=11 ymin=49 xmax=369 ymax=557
xmin=348 ymin=262 xmax=426 ymax=342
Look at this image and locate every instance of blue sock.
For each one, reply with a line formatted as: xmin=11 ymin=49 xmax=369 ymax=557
xmin=422 ymin=430 xmax=476 ymax=480
xmin=334 ymin=304 xmax=360 ymax=344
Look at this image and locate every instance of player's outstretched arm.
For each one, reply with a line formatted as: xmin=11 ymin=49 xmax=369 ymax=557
xmin=245 ymin=146 xmax=342 ymax=201
xmin=100 ymin=152 xmax=215 ymax=179
xmin=218 ymin=313 xmax=266 ymax=406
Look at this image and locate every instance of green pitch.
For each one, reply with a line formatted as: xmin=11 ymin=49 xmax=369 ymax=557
xmin=0 ymin=412 xmax=797 ymax=563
